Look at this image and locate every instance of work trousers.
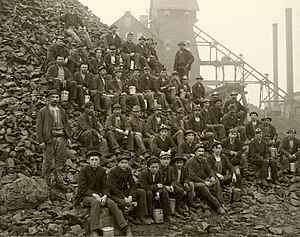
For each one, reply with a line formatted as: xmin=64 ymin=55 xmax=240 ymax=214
xmin=207 ymin=124 xmax=226 ymax=140
xmin=112 ymin=94 xmax=140 ymax=113
xmin=66 ymin=27 xmax=93 ymax=48
xmin=143 ymin=91 xmax=155 ymax=112
xmin=280 ymin=154 xmax=300 ymax=172
xmin=176 ymin=65 xmax=189 ymax=78
xmin=249 ymin=156 xmax=278 ymax=179
xmin=79 ymin=130 xmax=109 ymax=156
xmin=218 ymin=173 xmax=242 ymax=189
xmin=133 ymin=134 xmax=148 ymax=154
xmin=90 ymin=91 xmax=112 ymax=116
xmin=146 ymin=188 xmax=172 ymax=217
xmin=42 ymin=137 xmax=67 ymax=186
xmin=111 ymin=188 xmax=148 ymax=218
xmin=52 ymin=79 xmax=77 ymax=101
xmin=227 ymin=154 xmax=249 ymax=173
xmin=106 ymin=130 xmax=134 ymax=151
xmin=167 ymin=186 xmax=184 ymax=210
xmin=82 ymin=196 xmax=127 ymax=232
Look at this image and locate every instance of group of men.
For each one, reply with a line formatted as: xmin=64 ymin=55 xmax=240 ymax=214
xmin=35 ymin=4 xmax=300 ymax=236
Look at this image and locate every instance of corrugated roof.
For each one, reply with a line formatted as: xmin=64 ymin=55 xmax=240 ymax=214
xmin=150 ymin=0 xmax=199 ymax=11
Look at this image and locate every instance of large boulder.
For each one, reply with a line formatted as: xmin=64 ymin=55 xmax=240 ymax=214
xmin=0 ymin=176 xmax=49 ymax=210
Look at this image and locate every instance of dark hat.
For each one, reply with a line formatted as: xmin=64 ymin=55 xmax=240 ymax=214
xmin=249 ymin=111 xmax=258 ymax=116
xmin=133 ymin=66 xmax=141 ymax=71
xmin=211 ymin=140 xmax=222 ymax=149
xmin=110 ymin=24 xmax=118 ymax=29
xmin=154 ymin=104 xmax=162 ymax=111
xmin=184 ymin=129 xmax=196 ymax=136
xmin=94 ymin=48 xmax=103 ymax=53
xmin=112 ymin=103 xmax=122 ymax=110
xmin=171 ymin=71 xmax=179 ymax=76
xmin=227 ymin=104 xmax=236 ymax=110
xmin=144 ymin=66 xmax=151 ymax=70
xmin=193 ymin=105 xmax=201 ymax=111
xmin=147 ymin=156 xmax=160 ymax=167
xmin=178 ymin=41 xmax=186 ymax=46
xmin=98 ymin=65 xmax=107 ymax=71
xmin=196 ymin=76 xmax=204 ymax=80
xmin=85 ymin=101 xmax=94 ymax=108
xmin=132 ymin=105 xmax=141 ymax=112
xmin=261 ymin=116 xmax=272 ymax=122
xmin=228 ymin=128 xmax=238 ymax=134
xmin=171 ymin=155 xmax=187 ymax=165
xmin=117 ymin=154 xmax=130 ymax=162
xmin=161 ymin=66 xmax=167 ymax=72
xmin=158 ymin=124 xmax=170 ymax=131
xmin=255 ymin=128 xmax=263 ymax=134
xmin=139 ymin=35 xmax=146 ymax=41
xmin=159 ymin=151 xmax=171 ymax=159
xmin=213 ymin=98 xmax=222 ymax=104
xmin=114 ymin=67 xmax=123 ymax=73
xmin=287 ymin=128 xmax=297 ymax=134
xmin=212 ymin=92 xmax=220 ymax=97
xmin=109 ymin=45 xmax=117 ymax=50
xmin=176 ymin=107 xmax=185 ymax=115
xmin=230 ymin=91 xmax=238 ymax=96
xmin=194 ymin=143 xmax=206 ymax=152
xmin=47 ymin=89 xmax=60 ymax=97
xmin=87 ymin=150 xmax=101 ymax=158
xmin=127 ymin=32 xmax=134 ymax=36
xmin=182 ymin=75 xmax=189 ymax=80
xmin=202 ymin=98 xmax=211 ymax=104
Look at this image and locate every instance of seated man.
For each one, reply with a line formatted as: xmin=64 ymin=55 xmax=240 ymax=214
xmin=223 ymin=91 xmax=247 ymax=123
xmin=139 ymin=156 xmax=175 ymax=223
xmin=122 ymin=32 xmax=141 ymax=70
xmin=146 ymin=105 xmax=169 ymax=138
xmin=46 ymin=55 xmax=77 ymax=106
xmin=259 ymin=116 xmax=280 ymax=148
xmin=156 ymin=69 xmax=173 ymax=110
xmin=222 ymin=128 xmax=252 ymax=177
xmin=74 ymin=151 xmax=132 ymax=236
xmin=207 ymin=142 xmax=241 ymax=189
xmin=151 ymin=124 xmax=177 ymax=158
xmin=171 ymin=155 xmax=201 ymax=209
xmin=90 ymin=65 xmax=112 ymax=116
xmin=186 ymin=105 xmax=214 ymax=150
xmin=159 ymin=153 xmax=185 ymax=217
xmin=128 ymin=106 xmax=151 ymax=159
xmin=245 ymin=111 xmax=262 ymax=141
xmin=178 ymin=130 xmax=200 ymax=158
xmin=73 ymin=61 xmax=94 ymax=109
xmin=89 ymin=48 xmax=104 ymax=75
xmin=222 ymin=104 xmax=246 ymax=142
xmin=105 ymin=104 xmax=134 ymax=155
xmin=169 ymin=107 xmax=186 ymax=147
xmin=104 ymin=46 xmax=121 ymax=76
xmin=279 ymin=128 xmax=300 ymax=174
xmin=192 ymin=76 xmax=205 ymax=105
xmin=248 ymin=128 xmax=280 ymax=186
xmin=76 ymin=101 xmax=108 ymax=156
xmin=107 ymin=155 xmax=151 ymax=225
xmin=210 ymin=98 xmax=224 ymax=125
xmin=186 ymin=144 xmax=226 ymax=214
xmin=179 ymin=76 xmax=193 ymax=113
xmin=109 ymin=67 xmax=140 ymax=113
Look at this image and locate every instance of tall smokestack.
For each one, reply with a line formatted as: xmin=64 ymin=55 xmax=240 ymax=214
xmin=285 ymin=8 xmax=294 ymax=98
xmin=273 ymin=23 xmax=279 ymax=105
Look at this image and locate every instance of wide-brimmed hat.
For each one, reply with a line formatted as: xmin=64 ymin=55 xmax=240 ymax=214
xmin=178 ymin=41 xmax=186 ymax=46
xmin=47 ymin=89 xmax=60 ymax=97
xmin=230 ymin=91 xmax=238 ymax=96
xmin=109 ymin=24 xmax=118 ymax=29
xmin=196 ymin=76 xmax=204 ymax=80
xmin=112 ymin=103 xmax=122 ymax=110
xmin=249 ymin=111 xmax=258 ymax=116
xmin=193 ymin=105 xmax=201 ymax=111
xmin=261 ymin=116 xmax=272 ymax=122
xmin=194 ymin=143 xmax=206 ymax=152
xmin=158 ymin=124 xmax=170 ymax=131
xmin=98 ymin=65 xmax=107 ymax=71
xmin=171 ymin=155 xmax=187 ymax=165
xmin=184 ymin=130 xmax=196 ymax=136
xmin=132 ymin=105 xmax=141 ymax=112
xmin=139 ymin=35 xmax=146 ymax=41
xmin=211 ymin=140 xmax=222 ymax=149
xmin=287 ymin=128 xmax=297 ymax=134
xmin=114 ymin=67 xmax=123 ymax=73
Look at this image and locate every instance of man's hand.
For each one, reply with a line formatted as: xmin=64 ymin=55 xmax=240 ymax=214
xmin=216 ymin=173 xmax=224 ymax=180
xmin=166 ymin=186 xmax=174 ymax=192
xmin=40 ymin=142 xmax=46 ymax=150
xmin=232 ymin=173 xmax=237 ymax=183
xmin=99 ymin=195 xmax=107 ymax=206
xmin=124 ymin=130 xmax=129 ymax=136
xmin=155 ymin=192 xmax=160 ymax=200
xmin=92 ymin=193 xmax=102 ymax=203
xmin=204 ymin=181 xmax=212 ymax=187
xmin=124 ymin=197 xmax=132 ymax=205
xmin=157 ymin=183 xmax=163 ymax=188
xmin=67 ymin=139 xmax=71 ymax=146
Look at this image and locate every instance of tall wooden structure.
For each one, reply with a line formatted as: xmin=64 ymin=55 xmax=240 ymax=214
xmin=149 ymin=0 xmax=200 ymax=80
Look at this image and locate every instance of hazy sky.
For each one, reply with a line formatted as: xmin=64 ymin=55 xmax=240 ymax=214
xmin=79 ymin=0 xmax=299 ymax=106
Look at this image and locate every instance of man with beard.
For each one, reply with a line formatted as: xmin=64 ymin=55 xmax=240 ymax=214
xmin=76 ymin=101 xmax=108 ymax=156
xmin=173 ymin=41 xmax=194 ymax=78
xmin=90 ymin=65 xmax=112 ymax=116
xmin=46 ymin=55 xmax=77 ymax=106
xmin=258 ymin=116 xmax=280 ymax=148
xmin=105 ymin=104 xmax=134 ymax=155
xmin=36 ymin=90 xmax=71 ymax=191
xmin=74 ymin=151 xmax=133 ymax=236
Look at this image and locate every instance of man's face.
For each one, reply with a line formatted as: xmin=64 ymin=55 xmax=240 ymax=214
xmin=110 ymin=49 xmax=116 ymax=56
xmin=160 ymin=157 xmax=171 ymax=167
xmin=182 ymin=79 xmax=188 ymax=85
xmin=99 ymin=69 xmax=107 ymax=76
xmin=160 ymin=71 xmax=167 ymax=77
xmin=86 ymin=106 xmax=94 ymax=115
xmin=96 ymin=50 xmax=102 ymax=58
xmin=196 ymin=79 xmax=202 ymax=84
xmin=195 ymin=148 xmax=205 ymax=157
xmin=229 ymin=108 xmax=236 ymax=115
xmin=49 ymin=94 xmax=60 ymax=106
xmin=179 ymin=44 xmax=185 ymax=50
xmin=111 ymin=28 xmax=117 ymax=34
xmin=127 ymin=34 xmax=133 ymax=41
xmin=263 ymin=119 xmax=271 ymax=125
xmin=213 ymin=145 xmax=222 ymax=155
xmin=144 ymin=69 xmax=150 ymax=75
xmin=229 ymin=132 xmax=238 ymax=140
xmin=255 ymin=132 xmax=263 ymax=140
xmin=186 ymin=133 xmax=195 ymax=143
xmin=154 ymin=109 xmax=162 ymax=116
xmin=251 ymin=114 xmax=258 ymax=121
xmin=69 ymin=6 xmax=75 ymax=14
xmin=133 ymin=70 xmax=139 ymax=77
xmin=57 ymin=39 xmax=64 ymax=46
xmin=89 ymin=156 xmax=100 ymax=168
xmin=174 ymin=160 xmax=184 ymax=169
xmin=118 ymin=159 xmax=129 ymax=170
xmin=194 ymin=109 xmax=201 ymax=117
xmin=132 ymin=111 xmax=140 ymax=118
xmin=56 ymin=56 xmax=64 ymax=66
xmin=203 ymin=102 xmax=210 ymax=109
xmin=288 ymin=132 xmax=296 ymax=138
xmin=80 ymin=64 xmax=88 ymax=74
xmin=113 ymin=108 xmax=121 ymax=115
xmin=149 ymin=163 xmax=159 ymax=174
xmin=159 ymin=129 xmax=168 ymax=139
xmin=215 ymin=101 xmax=222 ymax=108
xmin=116 ymin=71 xmax=122 ymax=78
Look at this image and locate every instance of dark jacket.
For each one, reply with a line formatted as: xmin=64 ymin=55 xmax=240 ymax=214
xmin=104 ymin=33 xmax=122 ymax=49
xmin=89 ymin=57 xmax=104 ymax=75
xmin=36 ymin=105 xmax=70 ymax=144
xmin=223 ymin=99 xmax=246 ymax=114
xmin=185 ymin=156 xmax=214 ymax=183
xmin=248 ymin=138 xmax=269 ymax=161
xmin=139 ymin=168 xmax=163 ymax=191
xmin=128 ymin=116 xmax=150 ymax=137
xmin=279 ymin=136 xmax=300 ymax=157
xmin=199 ymin=108 xmax=218 ymax=125
xmin=160 ymin=165 xmax=176 ymax=186
xmin=105 ymin=114 xmax=131 ymax=132
xmin=151 ymin=136 xmax=177 ymax=157
xmin=174 ymin=48 xmax=194 ymax=70
xmin=46 ymin=64 xmax=72 ymax=82
xmin=245 ymin=120 xmax=262 ymax=140
xmin=146 ymin=114 xmax=169 ymax=136
xmin=172 ymin=166 xmax=189 ymax=186
xmin=90 ymin=74 xmax=110 ymax=92
xmin=136 ymin=43 xmax=151 ymax=58
xmin=75 ymin=111 xmax=104 ymax=139
xmin=186 ymin=115 xmax=208 ymax=134
xmin=222 ymin=112 xmax=238 ymax=131
xmin=127 ymin=76 xmax=142 ymax=93
xmin=221 ymin=137 xmax=243 ymax=158
xmin=109 ymin=78 xmax=126 ymax=95
xmin=122 ymin=41 xmax=137 ymax=54
xmin=73 ymin=71 xmax=93 ymax=89
xmin=192 ymin=83 xmax=205 ymax=100
xmin=139 ymin=74 xmax=158 ymax=93
xmin=178 ymin=140 xmax=198 ymax=156
xmin=61 ymin=12 xmax=84 ymax=29
xmin=74 ymin=165 xmax=110 ymax=206
xmin=207 ymin=154 xmax=234 ymax=175
xmin=210 ymin=105 xmax=224 ymax=124
xmin=46 ymin=44 xmax=69 ymax=63
xmin=107 ymin=165 xmax=137 ymax=199
xmin=258 ymin=123 xmax=278 ymax=140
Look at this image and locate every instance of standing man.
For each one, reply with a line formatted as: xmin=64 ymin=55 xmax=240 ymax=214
xmin=74 ymin=151 xmax=133 ymax=236
xmin=36 ymin=90 xmax=71 ymax=191
xmin=173 ymin=41 xmax=194 ymax=78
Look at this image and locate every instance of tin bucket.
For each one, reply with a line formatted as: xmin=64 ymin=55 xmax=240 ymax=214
xmin=154 ymin=99 xmax=158 ymax=107
xmin=144 ymin=99 xmax=147 ymax=110
xmin=290 ymin=162 xmax=296 ymax=172
xmin=267 ymin=167 xmax=272 ymax=180
xmin=130 ymin=60 xmax=134 ymax=70
xmin=61 ymin=90 xmax=69 ymax=101
xmin=84 ymin=95 xmax=90 ymax=103
xmin=270 ymin=147 xmax=277 ymax=158
xmin=231 ymin=188 xmax=241 ymax=202
xmin=153 ymin=209 xmax=163 ymax=223
xmin=102 ymin=227 xmax=114 ymax=237
xmin=169 ymin=198 xmax=176 ymax=214
xmin=129 ymin=86 xmax=136 ymax=95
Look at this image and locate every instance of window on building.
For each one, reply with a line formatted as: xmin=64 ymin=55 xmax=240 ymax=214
xmin=164 ymin=10 xmax=170 ymax=17
xmin=125 ymin=18 xmax=131 ymax=27
xmin=184 ymin=11 xmax=190 ymax=18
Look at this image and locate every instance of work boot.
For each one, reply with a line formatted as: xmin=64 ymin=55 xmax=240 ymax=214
xmin=176 ymin=207 xmax=188 ymax=216
xmin=261 ymin=178 xmax=269 ymax=187
xmin=272 ymin=179 xmax=280 ymax=185
xmin=217 ymin=207 xmax=226 ymax=215
xmin=173 ymin=211 xmax=180 ymax=218
xmin=164 ymin=215 xmax=176 ymax=223
xmin=122 ymin=225 xmax=133 ymax=237
xmin=188 ymin=199 xmax=201 ymax=208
